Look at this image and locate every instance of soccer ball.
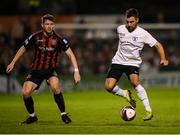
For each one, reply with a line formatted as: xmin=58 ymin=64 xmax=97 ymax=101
xmin=120 ymin=106 xmax=136 ymax=121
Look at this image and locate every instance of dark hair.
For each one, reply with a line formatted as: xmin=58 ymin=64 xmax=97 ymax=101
xmin=126 ymin=8 xmax=139 ymax=18
xmin=41 ymin=14 xmax=55 ymax=23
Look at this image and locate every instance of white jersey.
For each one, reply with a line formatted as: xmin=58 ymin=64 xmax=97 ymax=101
xmin=112 ymin=25 xmax=157 ymax=67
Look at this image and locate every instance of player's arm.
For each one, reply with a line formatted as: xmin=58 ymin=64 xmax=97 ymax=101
xmin=65 ymin=48 xmax=81 ymax=84
xmin=154 ymin=41 xmax=169 ymax=66
xmin=6 ymin=46 xmax=26 ymax=73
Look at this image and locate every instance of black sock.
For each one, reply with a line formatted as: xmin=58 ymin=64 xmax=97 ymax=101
xmin=54 ymin=92 xmax=65 ymax=113
xmin=23 ymin=96 xmax=35 ymax=114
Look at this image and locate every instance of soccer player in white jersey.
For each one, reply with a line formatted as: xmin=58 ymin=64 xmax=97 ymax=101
xmin=104 ymin=8 xmax=169 ymax=121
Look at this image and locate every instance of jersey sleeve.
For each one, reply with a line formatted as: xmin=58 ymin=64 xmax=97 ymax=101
xmin=144 ymin=31 xmax=157 ymax=47
xmin=23 ymin=34 xmax=35 ymax=49
xmin=61 ymin=38 xmax=70 ymax=52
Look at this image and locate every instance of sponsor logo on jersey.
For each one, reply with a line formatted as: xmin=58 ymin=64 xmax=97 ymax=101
xmin=38 ymin=46 xmax=55 ymax=51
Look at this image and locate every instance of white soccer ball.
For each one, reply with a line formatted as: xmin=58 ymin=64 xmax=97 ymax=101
xmin=120 ymin=106 xmax=136 ymax=121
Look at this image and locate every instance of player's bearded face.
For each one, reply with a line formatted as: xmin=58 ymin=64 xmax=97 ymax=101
xmin=126 ymin=17 xmax=138 ymax=32
xmin=42 ymin=20 xmax=55 ymax=34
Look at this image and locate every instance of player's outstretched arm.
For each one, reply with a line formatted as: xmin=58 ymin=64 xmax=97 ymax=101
xmin=6 ymin=46 xmax=26 ymax=73
xmin=154 ymin=42 xmax=169 ymax=66
xmin=65 ymin=48 xmax=81 ymax=84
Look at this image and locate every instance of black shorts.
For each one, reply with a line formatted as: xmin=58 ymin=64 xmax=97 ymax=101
xmin=106 ymin=64 xmax=139 ymax=81
xmin=25 ymin=68 xmax=58 ymax=90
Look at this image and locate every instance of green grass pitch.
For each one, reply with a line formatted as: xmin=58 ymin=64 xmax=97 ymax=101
xmin=0 ymin=88 xmax=180 ymax=134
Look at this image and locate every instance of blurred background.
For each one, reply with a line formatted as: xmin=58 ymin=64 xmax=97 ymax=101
xmin=0 ymin=0 xmax=180 ymax=93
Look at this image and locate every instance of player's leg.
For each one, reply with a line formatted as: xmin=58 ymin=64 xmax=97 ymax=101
xmin=105 ymin=78 xmax=123 ymax=95
xmin=105 ymin=64 xmax=123 ymax=94
xmin=21 ymin=81 xmax=38 ymax=124
xmin=129 ymin=73 xmax=153 ymax=121
xmin=105 ymin=64 xmax=136 ymax=108
xmin=48 ymin=76 xmax=71 ymax=124
xmin=105 ymin=78 xmax=136 ymax=108
xmin=21 ymin=70 xmax=44 ymax=124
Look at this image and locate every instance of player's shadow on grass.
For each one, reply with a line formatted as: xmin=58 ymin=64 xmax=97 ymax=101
xmin=35 ymin=120 xmax=63 ymax=125
xmin=19 ymin=120 xmax=180 ymax=128
xmin=105 ymin=123 xmax=180 ymax=127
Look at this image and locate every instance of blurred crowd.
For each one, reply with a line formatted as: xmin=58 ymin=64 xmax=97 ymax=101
xmin=0 ymin=16 xmax=180 ymax=77
xmin=1 ymin=0 xmax=179 ymax=23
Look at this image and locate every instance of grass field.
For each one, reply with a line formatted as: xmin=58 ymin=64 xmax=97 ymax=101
xmin=0 ymin=88 xmax=180 ymax=134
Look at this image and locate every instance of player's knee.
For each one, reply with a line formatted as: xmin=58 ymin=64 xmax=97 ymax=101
xmin=51 ymin=86 xmax=61 ymax=94
xmin=131 ymin=81 xmax=140 ymax=88
xmin=104 ymin=82 xmax=114 ymax=92
xmin=22 ymin=89 xmax=32 ymax=98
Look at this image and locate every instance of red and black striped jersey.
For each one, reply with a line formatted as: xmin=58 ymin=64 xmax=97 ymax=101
xmin=23 ymin=30 xmax=70 ymax=70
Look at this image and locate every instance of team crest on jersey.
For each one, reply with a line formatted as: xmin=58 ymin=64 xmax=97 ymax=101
xmin=52 ymin=39 xmax=57 ymax=45
xmin=132 ymin=37 xmax=138 ymax=41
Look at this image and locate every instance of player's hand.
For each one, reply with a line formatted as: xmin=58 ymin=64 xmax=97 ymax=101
xmin=74 ymin=71 xmax=81 ymax=85
xmin=6 ymin=62 xmax=15 ymax=73
xmin=160 ymin=59 xmax=169 ymax=66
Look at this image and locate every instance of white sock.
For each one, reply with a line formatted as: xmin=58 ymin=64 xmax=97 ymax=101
xmin=135 ymin=84 xmax=152 ymax=112
xmin=29 ymin=113 xmax=35 ymax=117
xmin=61 ymin=112 xmax=67 ymax=116
xmin=112 ymin=85 xmax=126 ymax=97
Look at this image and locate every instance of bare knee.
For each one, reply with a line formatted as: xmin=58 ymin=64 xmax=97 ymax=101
xmin=22 ymin=81 xmax=36 ymax=98
xmin=48 ymin=77 xmax=61 ymax=94
xmin=131 ymin=81 xmax=140 ymax=88
xmin=104 ymin=78 xmax=117 ymax=92
xmin=51 ymin=86 xmax=61 ymax=94
xmin=129 ymin=74 xmax=140 ymax=88
xmin=22 ymin=88 xmax=32 ymax=98
xmin=104 ymin=82 xmax=115 ymax=92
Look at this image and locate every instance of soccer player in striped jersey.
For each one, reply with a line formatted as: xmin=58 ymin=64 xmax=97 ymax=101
xmin=105 ymin=8 xmax=168 ymax=121
xmin=6 ymin=14 xmax=81 ymax=124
